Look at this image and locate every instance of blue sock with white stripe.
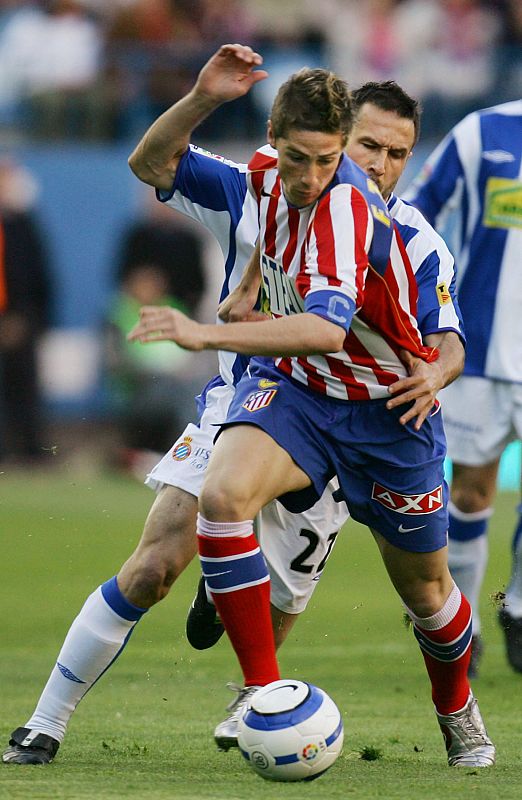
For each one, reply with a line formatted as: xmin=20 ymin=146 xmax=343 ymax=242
xmin=25 ymin=577 xmax=147 ymax=742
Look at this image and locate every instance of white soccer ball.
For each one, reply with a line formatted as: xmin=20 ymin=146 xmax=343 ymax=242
xmin=237 ymin=679 xmax=344 ymax=782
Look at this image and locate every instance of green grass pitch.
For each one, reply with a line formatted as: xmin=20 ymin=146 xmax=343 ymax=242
xmin=0 ymin=469 xmax=520 ymax=799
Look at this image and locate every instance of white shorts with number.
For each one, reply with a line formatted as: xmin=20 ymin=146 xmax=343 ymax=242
xmin=145 ymin=382 xmax=349 ymax=614
xmin=440 ymin=375 xmax=522 ymax=465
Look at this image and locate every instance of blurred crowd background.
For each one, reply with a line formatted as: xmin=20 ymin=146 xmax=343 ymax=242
xmin=0 ymin=0 xmax=520 ymax=479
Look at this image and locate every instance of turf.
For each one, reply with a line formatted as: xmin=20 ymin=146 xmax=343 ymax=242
xmin=0 ymin=468 xmax=519 ymax=799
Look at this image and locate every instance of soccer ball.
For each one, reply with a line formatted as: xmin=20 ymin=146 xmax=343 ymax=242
xmin=237 ymin=679 xmax=344 ymax=782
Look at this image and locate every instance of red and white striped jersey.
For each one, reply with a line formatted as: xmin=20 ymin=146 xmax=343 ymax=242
xmin=248 ymin=146 xmax=436 ymax=401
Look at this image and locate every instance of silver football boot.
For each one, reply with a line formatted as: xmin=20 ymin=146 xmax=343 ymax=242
xmin=214 ymin=683 xmax=261 ymax=751
xmin=436 ymin=693 xmax=496 ymax=767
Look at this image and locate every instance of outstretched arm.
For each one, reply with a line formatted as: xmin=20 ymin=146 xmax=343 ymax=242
xmin=128 ymin=44 xmax=268 ymax=191
xmin=127 ymin=305 xmax=345 ymax=358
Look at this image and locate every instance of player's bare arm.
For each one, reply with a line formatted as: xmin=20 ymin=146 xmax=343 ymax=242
xmin=218 ymin=240 xmax=265 ymax=322
xmin=127 ymin=305 xmax=345 ymax=356
xmin=386 ymin=331 xmax=464 ymax=429
xmin=128 ymin=44 xmax=268 ymax=191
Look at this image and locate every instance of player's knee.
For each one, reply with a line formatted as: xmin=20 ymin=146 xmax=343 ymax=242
xmin=120 ymin=555 xmax=174 ymax=605
xmin=199 ymin=481 xmax=250 ymax=522
xmin=450 ymin=484 xmax=490 ymax=514
xmin=399 ymin=577 xmax=451 ymax=618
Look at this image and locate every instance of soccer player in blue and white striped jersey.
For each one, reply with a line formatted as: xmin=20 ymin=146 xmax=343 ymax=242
xmin=405 ymin=100 xmax=522 ymax=676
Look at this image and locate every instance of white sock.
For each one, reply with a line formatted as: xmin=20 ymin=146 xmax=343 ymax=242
xmin=25 ymin=581 xmax=145 ymax=742
xmin=448 ymin=535 xmax=488 ymax=635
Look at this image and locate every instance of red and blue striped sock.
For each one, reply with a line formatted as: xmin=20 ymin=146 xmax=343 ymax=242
xmin=408 ymin=583 xmax=472 ymax=714
xmin=197 ymin=514 xmax=279 ymax=687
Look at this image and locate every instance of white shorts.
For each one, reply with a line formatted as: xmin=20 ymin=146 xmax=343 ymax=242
xmin=440 ymin=375 xmax=522 ymax=465
xmin=145 ymin=382 xmax=350 ymax=614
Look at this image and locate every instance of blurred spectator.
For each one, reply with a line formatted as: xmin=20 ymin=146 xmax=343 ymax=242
xmin=494 ymin=0 xmax=522 ymax=102
xmin=104 ymin=0 xmax=264 ymax=141
xmin=0 ymin=158 xmax=52 ymax=462
xmin=322 ymin=0 xmax=412 ymax=90
xmin=0 ymin=0 xmax=106 ymax=139
xmin=319 ymin=0 xmax=502 ymax=139
xmin=0 ymin=1 xmax=515 ymax=144
xmin=105 ymin=193 xmax=206 ymax=472
xmin=418 ymin=0 xmax=502 ymax=137
xmin=116 ymin=192 xmax=206 ymax=314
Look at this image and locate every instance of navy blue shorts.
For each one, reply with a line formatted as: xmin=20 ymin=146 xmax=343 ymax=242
xmin=221 ymin=359 xmax=449 ymax=553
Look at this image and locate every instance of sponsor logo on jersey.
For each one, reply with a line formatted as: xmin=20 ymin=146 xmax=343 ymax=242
xmin=192 ymin=145 xmax=225 ymax=162
xmin=188 ymin=446 xmax=211 ymax=472
xmin=258 ymin=378 xmax=279 ymax=389
xmin=172 ymin=436 xmax=192 ymax=460
xmin=260 ymin=253 xmax=304 ymax=317
xmin=242 ymin=388 xmax=278 ymax=412
xmin=371 ymin=482 xmax=443 ymax=515
xmin=482 ymin=150 xmax=515 ymax=164
xmin=483 ymin=177 xmax=522 ymax=230
xmin=436 ymin=282 xmax=451 ymax=306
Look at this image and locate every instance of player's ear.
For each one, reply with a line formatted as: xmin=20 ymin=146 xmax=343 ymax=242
xmin=267 ymin=120 xmax=276 ymax=147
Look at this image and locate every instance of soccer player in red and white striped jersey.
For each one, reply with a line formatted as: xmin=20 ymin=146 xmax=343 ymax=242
xmin=128 ymin=44 xmax=495 ymax=768
xmin=248 ymin=143 xmax=435 ymax=401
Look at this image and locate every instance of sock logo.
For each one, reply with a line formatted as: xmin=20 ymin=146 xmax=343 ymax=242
xmin=57 ymin=662 xmax=86 ymax=684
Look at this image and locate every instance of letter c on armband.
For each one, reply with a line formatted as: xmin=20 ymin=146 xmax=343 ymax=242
xmin=326 ymin=295 xmax=354 ymax=327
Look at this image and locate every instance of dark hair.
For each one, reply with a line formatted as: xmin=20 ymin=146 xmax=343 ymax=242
xmin=351 ymin=81 xmax=421 ymax=145
xmin=270 ymin=68 xmax=353 ymax=144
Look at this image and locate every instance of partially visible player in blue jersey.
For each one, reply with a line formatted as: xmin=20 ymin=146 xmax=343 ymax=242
xmin=404 ymin=100 xmax=522 ymax=677
xmin=0 ymin=50 xmax=468 ymax=768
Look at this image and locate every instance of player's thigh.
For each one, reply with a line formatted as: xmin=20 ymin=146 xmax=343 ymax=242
xmin=441 ymin=376 xmax=514 ymax=464
xmin=202 ymin=424 xmax=311 ymax=518
xmin=145 ymin=381 xmax=234 ymax=493
xmin=259 ymin=482 xmax=349 ymax=614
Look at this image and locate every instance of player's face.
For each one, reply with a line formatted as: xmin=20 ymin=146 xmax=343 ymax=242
xmin=346 ymin=103 xmax=415 ymax=200
xmin=268 ymin=124 xmax=345 ymax=207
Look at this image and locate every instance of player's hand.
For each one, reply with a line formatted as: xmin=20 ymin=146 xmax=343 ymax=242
xmin=195 ymin=44 xmax=268 ymax=104
xmin=218 ymin=283 xmax=266 ymax=322
xmin=127 ymin=306 xmax=205 ymax=351
xmin=386 ymin=349 xmax=444 ymax=430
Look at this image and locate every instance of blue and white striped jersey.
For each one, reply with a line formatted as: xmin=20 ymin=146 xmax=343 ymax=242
xmin=388 ymin=193 xmax=464 ymax=341
xmin=160 ymin=144 xmax=258 ymax=387
xmin=161 ymin=144 xmax=464 ymax=387
xmin=404 ymin=100 xmax=522 ymax=383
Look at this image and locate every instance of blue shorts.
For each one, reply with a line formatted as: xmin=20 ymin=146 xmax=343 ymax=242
xmin=222 ymin=359 xmax=449 ymax=553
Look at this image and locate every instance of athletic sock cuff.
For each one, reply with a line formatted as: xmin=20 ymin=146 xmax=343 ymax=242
xmin=406 ymin=583 xmax=462 ymax=630
xmin=448 ymin=501 xmax=493 ymax=542
xmin=197 ymin=514 xmax=253 ymax=538
xmin=101 ymin=576 xmax=148 ymax=621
